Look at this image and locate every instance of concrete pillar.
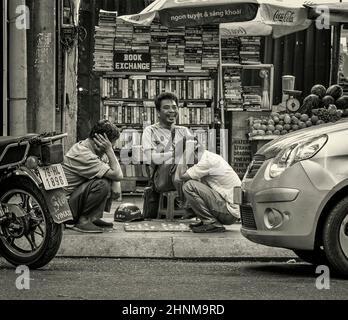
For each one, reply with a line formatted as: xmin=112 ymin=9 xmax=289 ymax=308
xmin=8 ymin=0 xmax=28 ymax=135
xmin=32 ymin=0 xmax=56 ymax=133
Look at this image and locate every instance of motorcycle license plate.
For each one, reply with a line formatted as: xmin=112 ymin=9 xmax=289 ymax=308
xmin=38 ymin=164 xmax=68 ymax=191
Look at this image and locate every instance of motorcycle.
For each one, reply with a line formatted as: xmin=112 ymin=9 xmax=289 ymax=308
xmin=0 ymin=133 xmax=73 ymax=269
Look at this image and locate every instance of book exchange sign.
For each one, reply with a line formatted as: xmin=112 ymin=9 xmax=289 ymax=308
xmin=114 ymin=52 xmax=151 ymax=72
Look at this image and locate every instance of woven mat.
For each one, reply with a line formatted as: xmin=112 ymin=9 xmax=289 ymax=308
xmin=124 ymin=221 xmax=191 ymax=232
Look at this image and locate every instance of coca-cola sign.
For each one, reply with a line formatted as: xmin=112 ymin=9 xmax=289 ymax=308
xmin=273 ymin=10 xmax=295 ymax=23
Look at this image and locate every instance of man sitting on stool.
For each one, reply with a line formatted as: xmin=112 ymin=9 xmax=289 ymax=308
xmin=175 ymin=137 xmax=241 ymax=233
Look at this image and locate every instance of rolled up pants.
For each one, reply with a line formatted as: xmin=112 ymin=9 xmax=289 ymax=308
xmin=182 ymin=180 xmax=237 ymax=227
xmin=68 ymin=179 xmax=112 ymax=224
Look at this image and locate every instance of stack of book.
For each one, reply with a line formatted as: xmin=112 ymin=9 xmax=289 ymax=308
xmin=221 ymin=38 xmax=240 ymax=64
xmin=114 ymin=21 xmax=133 ymax=53
xmin=184 ymin=27 xmax=203 ymax=72
xmin=167 ymin=27 xmax=185 ymax=72
xmin=150 ymin=23 xmax=168 ymax=72
xmin=178 ymin=103 xmax=212 ymax=125
xmin=240 ymin=37 xmax=261 ymax=65
xmin=132 ymin=25 xmax=151 ymax=53
xmin=147 ymin=76 xmax=186 ymax=99
xmin=103 ymin=100 xmax=157 ymax=125
xmin=187 ymin=77 xmax=214 ymax=100
xmin=223 ymin=67 xmax=243 ymax=110
xmin=93 ymin=10 xmax=118 ymax=71
xmin=243 ymin=86 xmax=262 ymax=110
xmin=202 ymin=25 xmax=220 ymax=70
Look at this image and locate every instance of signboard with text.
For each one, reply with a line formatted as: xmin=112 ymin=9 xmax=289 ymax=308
xmin=228 ymin=111 xmax=268 ymax=179
xmin=114 ymin=52 xmax=151 ymax=72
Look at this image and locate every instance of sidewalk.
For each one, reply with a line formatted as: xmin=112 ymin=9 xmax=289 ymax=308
xmin=57 ymin=196 xmax=297 ymax=260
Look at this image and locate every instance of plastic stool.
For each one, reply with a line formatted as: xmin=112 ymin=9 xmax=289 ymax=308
xmin=157 ymin=191 xmax=186 ymax=221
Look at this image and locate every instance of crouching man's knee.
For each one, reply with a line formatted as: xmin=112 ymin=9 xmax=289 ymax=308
xmin=182 ymin=180 xmax=198 ymax=196
xmin=91 ymin=179 xmax=111 ymax=198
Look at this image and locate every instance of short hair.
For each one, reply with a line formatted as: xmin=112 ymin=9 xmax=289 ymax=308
xmin=89 ymin=120 xmax=120 ymax=142
xmin=154 ymin=92 xmax=179 ymax=112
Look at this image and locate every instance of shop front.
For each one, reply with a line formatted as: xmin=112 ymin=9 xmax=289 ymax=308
xmin=79 ymin=0 xmax=344 ymax=193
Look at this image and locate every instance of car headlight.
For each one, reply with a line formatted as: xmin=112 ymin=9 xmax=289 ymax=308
xmin=267 ymin=135 xmax=328 ymax=179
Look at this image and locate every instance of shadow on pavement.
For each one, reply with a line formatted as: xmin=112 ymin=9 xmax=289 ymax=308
xmin=244 ymin=262 xmax=318 ymax=278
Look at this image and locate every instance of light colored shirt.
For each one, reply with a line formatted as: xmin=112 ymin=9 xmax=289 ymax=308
xmin=186 ymin=150 xmax=241 ymax=218
xmin=62 ymin=139 xmax=111 ymax=195
xmin=142 ymin=123 xmax=193 ymax=164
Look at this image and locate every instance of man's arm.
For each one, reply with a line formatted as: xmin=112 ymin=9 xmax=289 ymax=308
xmin=94 ymin=134 xmax=123 ymax=181
xmin=147 ymin=148 xmax=174 ymax=165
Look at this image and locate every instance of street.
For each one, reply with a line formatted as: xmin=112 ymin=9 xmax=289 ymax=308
xmin=0 ymin=258 xmax=347 ymax=300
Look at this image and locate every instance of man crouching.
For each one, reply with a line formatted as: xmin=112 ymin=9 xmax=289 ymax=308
xmin=63 ymin=120 xmax=123 ymax=233
xmin=175 ymin=137 xmax=241 ymax=233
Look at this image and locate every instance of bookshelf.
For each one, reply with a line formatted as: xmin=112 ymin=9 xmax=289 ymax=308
xmin=218 ymin=34 xmax=274 ymax=166
xmin=93 ymin=12 xmax=221 ymax=192
xmin=219 ymin=34 xmax=273 ymax=112
xmin=220 ymin=63 xmax=274 ymax=112
xmin=100 ymin=72 xmax=217 ymax=192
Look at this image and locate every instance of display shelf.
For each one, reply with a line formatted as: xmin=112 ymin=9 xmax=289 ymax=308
xmin=95 ymin=14 xmax=220 ymax=192
xmin=101 ymin=72 xmax=217 ymax=190
xmin=102 ymin=98 xmax=213 ymax=103
xmin=221 ymin=63 xmax=274 ymax=69
xmin=220 ymin=63 xmax=274 ymax=112
xmin=103 ymin=71 xmax=212 ymax=77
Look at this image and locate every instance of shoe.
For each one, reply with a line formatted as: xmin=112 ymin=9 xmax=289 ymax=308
xmin=191 ymin=224 xmax=226 ymax=233
xmin=93 ymin=219 xmax=114 ymax=228
xmin=72 ymin=222 xmax=104 ymax=233
xmin=189 ymin=221 xmax=203 ymax=229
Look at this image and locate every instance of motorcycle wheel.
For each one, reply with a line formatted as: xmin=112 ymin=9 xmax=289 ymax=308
xmin=0 ymin=177 xmax=63 ymax=269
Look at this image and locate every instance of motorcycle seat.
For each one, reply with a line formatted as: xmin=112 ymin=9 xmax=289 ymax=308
xmin=0 ymin=134 xmax=38 ymax=148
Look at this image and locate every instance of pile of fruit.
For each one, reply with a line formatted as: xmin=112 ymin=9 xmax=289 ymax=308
xmin=249 ymin=83 xmax=348 ymax=138
xmin=300 ymin=84 xmax=348 ymax=116
xmin=249 ymin=110 xmax=343 ymax=137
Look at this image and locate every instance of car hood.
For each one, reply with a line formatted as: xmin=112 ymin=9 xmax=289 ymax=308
xmin=257 ymin=118 xmax=348 ymax=159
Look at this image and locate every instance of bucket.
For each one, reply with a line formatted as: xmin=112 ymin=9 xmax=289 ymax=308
xmin=282 ymin=75 xmax=296 ymax=104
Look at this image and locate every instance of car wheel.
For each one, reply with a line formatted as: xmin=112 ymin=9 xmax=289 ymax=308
xmin=293 ymin=248 xmax=328 ymax=265
xmin=322 ymin=197 xmax=348 ymax=277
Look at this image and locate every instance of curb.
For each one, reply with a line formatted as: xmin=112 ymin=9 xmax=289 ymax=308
xmin=57 ymin=226 xmax=297 ymax=260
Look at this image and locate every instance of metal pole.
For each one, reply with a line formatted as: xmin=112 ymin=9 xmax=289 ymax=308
xmin=2 ymin=0 xmax=8 ymax=136
xmin=218 ymin=31 xmax=228 ymax=161
xmin=330 ymin=24 xmax=341 ymax=85
xmin=8 ymin=0 xmax=28 ymax=135
xmin=32 ymin=0 xmax=56 ymax=133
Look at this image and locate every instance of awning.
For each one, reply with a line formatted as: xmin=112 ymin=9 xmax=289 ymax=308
xmin=220 ymin=0 xmax=312 ymax=39
xmin=305 ymin=2 xmax=348 ymax=24
xmin=117 ymin=0 xmax=260 ymax=27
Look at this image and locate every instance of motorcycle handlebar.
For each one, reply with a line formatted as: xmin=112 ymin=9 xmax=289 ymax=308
xmin=38 ymin=133 xmax=68 ymax=144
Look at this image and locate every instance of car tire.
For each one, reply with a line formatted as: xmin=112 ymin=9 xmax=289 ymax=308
xmin=322 ymin=197 xmax=348 ymax=277
xmin=293 ymin=248 xmax=328 ymax=265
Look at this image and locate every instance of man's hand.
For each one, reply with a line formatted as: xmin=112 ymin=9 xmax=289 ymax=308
xmin=93 ymin=133 xmax=113 ymax=154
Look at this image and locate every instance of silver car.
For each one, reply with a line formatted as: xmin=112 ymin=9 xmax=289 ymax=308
xmin=235 ymin=118 xmax=348 ymax=276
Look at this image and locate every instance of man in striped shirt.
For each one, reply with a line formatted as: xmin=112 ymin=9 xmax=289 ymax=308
xmin=175 ymin=137 xmax=241 ymax=233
